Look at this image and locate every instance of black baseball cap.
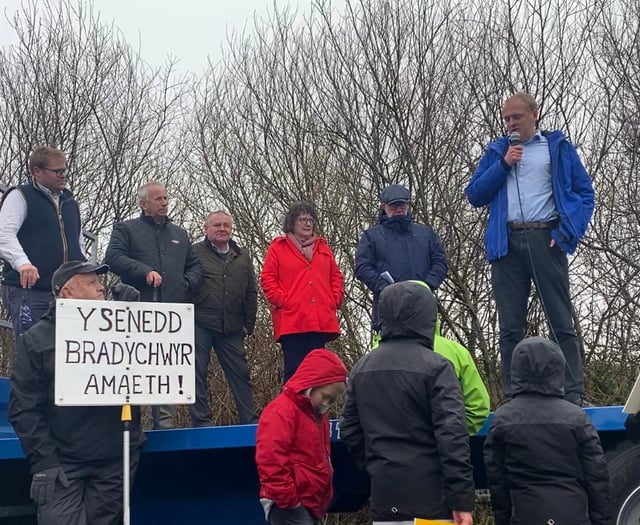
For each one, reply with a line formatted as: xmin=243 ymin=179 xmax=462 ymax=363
xmin=52 ymin=261 xmax=109 ymax=295
xmin=380 ymin=184 xmax=410 ymax=205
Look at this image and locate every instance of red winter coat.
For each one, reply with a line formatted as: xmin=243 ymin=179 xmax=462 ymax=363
xmin=255 ymin=349 xmax=348 ymax=518
xmin=260 ymin=236 xmax=343 ymax=341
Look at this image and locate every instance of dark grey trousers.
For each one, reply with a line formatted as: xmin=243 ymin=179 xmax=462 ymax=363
xmin=189 ymin=325 xmax=257 ymax=426
xmin=491 ymin=228 xmax=584 ymax=400
xmin=268 ymin=506 xmax=318 ymax=525
xmin=37 ymin=451 xmax=140 ymax=525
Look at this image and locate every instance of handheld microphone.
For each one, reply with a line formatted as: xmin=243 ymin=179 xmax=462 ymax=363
xmin=509 ymin=131 xmax=522 ymax=146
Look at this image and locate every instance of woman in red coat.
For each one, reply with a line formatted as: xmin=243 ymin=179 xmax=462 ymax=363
xmin=256 ymin=349 xmax=348 ymax=525
xmin=261 ymin=202 xmax=344 ymax=383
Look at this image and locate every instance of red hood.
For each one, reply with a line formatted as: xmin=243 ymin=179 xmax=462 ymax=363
xmin=284 ymin=349 xmax=347 ymax=395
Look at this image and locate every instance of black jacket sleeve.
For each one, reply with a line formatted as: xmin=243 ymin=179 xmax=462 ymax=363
xmin=575 ymin=416 xmax=610 ymax=525
xmin=244 ymin=260 xmax=258 ymax=334
xmin=104 ymin=222 xmax=153 ymax=282
xmin=483 ymin=417 xmax=511 ymax=525
xmin=430 ymin=360 xmax=475 ymax=512
xmin=183 ymin=243 xmax=204 ymax=291
xmin=354 ymin=230 xmax=390 ymax=296
xmin=339 ymin=365 xmax=366 ymax=470
xmin=8 ymin=334 xmax=59 ymax=473
xmin=423 ymin=231 xmax=448 ymax=290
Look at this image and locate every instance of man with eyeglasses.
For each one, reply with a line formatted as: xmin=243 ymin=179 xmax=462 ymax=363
xmin=355 ymin=184 xmax=448 ymax=333
xmin=189 ymin=210 xmax=258 ymax=426
xmin=465 ymin=92 xmax=595 ymax=407
xmin=0 ymin=146 xmax=85 ymax=338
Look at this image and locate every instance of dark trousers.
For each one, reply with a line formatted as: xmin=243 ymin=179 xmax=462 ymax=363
xmin=268 ymin=506 xmax=318 ymax=525
xmin=37 ymin=451 xmax=140 ymax=525
xmin=279 ymin=332 xmax=329 ymax=384
xmin=190 ymin=325 xmax=257 ymax=426
xmin=151 ymin=405 xmax=176 ymax=429
xmin=1 ymin=284 xmax=52 ymax=337
xmin=491 ymin=229 xmax=584 ymax=400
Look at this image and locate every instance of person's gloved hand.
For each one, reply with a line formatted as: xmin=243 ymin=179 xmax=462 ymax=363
xmin=30 ymin=466 xmax=69 ymax=505
xmin=112 ymin=283 xmax=140 ymax=302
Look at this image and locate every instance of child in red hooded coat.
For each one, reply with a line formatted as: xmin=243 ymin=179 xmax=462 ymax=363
xmin=256 ymin=349 xmax=348 ymax=525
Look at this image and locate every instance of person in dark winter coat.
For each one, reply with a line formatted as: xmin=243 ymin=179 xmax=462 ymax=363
xmin=104 ymin=181 xmax=202 ymax=304
xmin=340 ymin=281 xmax=474 ymax=525
xmin=9 ymin=261 xmax=145 ymax=525
xmin=104 ymin=181 xmax=203 ymax=429
xmin=256 ymin=349 xmax=348 ymax=525
xmin=354 ymin=184 xmax=448 ymax=330
xmin=483 ymin=337 xmax=610 ymax=525
xmin=190 ymin=210 xmax=258 ymax=426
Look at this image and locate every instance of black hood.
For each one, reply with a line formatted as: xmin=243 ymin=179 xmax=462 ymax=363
xmin=511 ymin=337 xmax=565 ymax=397
xmin=378 ymin=281 xmax=437 ymax=347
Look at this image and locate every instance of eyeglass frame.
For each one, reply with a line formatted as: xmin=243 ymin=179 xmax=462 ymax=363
xmin=38 ymin=166 xmax=67 ymax=176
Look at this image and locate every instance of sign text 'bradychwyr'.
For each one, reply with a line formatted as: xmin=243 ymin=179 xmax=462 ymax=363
xmin=54 ymin=299 xmax=195 ymax=406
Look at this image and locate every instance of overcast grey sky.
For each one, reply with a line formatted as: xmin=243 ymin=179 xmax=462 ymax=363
xmin=0 ymin=0 xmax=348 ymax=72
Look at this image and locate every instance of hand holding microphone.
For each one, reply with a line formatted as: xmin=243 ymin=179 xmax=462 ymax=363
xmin=504 ymin=131 xmax=523 ymax=167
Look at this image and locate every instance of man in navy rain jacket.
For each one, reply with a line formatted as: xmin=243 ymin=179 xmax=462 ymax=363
xmin=355 ymin=184 xmax=448 ymax=331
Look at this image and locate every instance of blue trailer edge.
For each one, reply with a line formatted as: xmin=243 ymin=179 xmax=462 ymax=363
xmin=0 ymin=376 xmax=636 ymax=524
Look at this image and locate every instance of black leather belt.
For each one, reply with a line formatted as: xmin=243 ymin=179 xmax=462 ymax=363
xmin=508 ymin=219 xmax=558 ymax=231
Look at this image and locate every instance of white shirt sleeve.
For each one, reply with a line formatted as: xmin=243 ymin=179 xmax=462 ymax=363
xmin=0 ymin=189 xmax=31 ymax=270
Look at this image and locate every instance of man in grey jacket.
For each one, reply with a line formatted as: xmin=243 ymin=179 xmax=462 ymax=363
xmin=105 ymin=181 xmax=202 ymax=429
xmin=190 ymin=211 xmax=258 ymax=426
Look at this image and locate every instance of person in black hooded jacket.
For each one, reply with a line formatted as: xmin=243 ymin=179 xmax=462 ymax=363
xmin=340 ymin=281 xmax=474 ymax=524
xmin=484 ymin=337 xmax=609 ymax=525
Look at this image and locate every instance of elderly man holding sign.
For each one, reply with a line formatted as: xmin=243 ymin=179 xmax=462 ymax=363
xmin=8 ymin=261 xmax=145 ymax=525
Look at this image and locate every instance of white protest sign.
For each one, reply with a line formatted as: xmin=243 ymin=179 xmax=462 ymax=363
xmin=624 ymin=371 xmax=640 ymax=414
xmin=54 ymin=299 xmax=195 ymax=406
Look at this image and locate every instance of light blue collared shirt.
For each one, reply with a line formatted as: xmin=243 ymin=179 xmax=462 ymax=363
xmin=506 ymin=130 xmax=557 ymax=222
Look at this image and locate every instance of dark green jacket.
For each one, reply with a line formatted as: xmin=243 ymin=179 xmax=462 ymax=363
xmin=192 ymin=238 xmax=257 ymax=335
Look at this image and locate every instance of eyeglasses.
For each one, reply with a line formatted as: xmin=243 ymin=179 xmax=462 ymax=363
xmin=297 ymin=217 xmax=315 ymax=224
xmin=40 ymin=167 xmax=67 ymax=176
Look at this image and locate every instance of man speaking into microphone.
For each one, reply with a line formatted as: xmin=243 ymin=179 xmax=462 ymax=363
xmin=465 ymin=92 xmax=595 ymax=406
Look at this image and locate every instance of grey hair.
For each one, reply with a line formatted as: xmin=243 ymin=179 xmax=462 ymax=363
xmin=206 ymin=210 xmax=234 ymax=225
xmin=138 ymin=181 xmax=166 ymax=202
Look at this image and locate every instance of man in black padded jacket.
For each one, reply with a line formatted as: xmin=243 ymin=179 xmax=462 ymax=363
xmin=340 ymin=281 xmax=474 ymax=525
xmin=105 ymin=181 xmax=202 ymax=429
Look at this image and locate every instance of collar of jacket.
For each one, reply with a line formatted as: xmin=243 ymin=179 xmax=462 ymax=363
xmin=379 ymin=211 xmax=413 ymax=229
xmin=204 ymin=237 xmax=240 ymax=257
xmin=139 ymin=214 xmax=172 ymax=226
xmin=30 ymin=179 xmax=74 ymax=202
